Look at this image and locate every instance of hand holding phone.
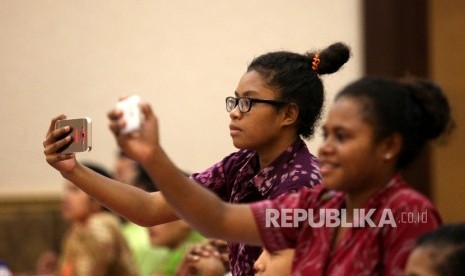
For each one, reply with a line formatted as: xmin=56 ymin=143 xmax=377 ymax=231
xmin=116 ymin=95 xmax=142 ymax=134
xmin=54 ymin=117 xmax=92 ymax=154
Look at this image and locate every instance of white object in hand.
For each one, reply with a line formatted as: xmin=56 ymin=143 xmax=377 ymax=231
xmin=116 ymin=95 xmax=141 ymax=134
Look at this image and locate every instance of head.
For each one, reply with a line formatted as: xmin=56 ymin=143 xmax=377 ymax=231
xmin=133 ymin=166 xmax=158 ymax=192
xmin=253 ymin=249 xmax=294 ymax=276
xmin=228 ymin=43 xmax=350 ymax=150
xmin=61 ymin=163 xmax=112 ymax=223
xmin=114 ymin=150 xmax=158 ymax=192
xmin=148 ymin=220 xmax=191 ymax=250
xmin=319 ymin=76 xmax=453 ymax=191
xmin=405 ymin=223 xmax=465 ymax=276
xmin=114 ymin=151 xmax=138 ymax=184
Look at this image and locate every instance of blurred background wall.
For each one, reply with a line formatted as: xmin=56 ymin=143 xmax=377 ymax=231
xmin=429 ymin=0 xmax=465 ymax=224
xmin=0 ymin=1 xmax=362 ymax=199
xmin=0 ymin=1 xmax=362 ymax=273
xmin=1 ymin=0 xmax=465 ymax=274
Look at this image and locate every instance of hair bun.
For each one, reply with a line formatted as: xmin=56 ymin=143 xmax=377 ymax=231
xmin=314 ymin=42 xmax=351 ymax=75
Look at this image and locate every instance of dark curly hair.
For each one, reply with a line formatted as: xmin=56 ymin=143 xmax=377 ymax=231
xmin=335 ymin=76 xmax=454 ymax=169
xmin=414 ymin=223 xmax=465 ymax=276
xmin=247 ymin=42 xmax=350 ymax=139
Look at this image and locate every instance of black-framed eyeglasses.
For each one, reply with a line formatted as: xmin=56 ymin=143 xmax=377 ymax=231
xmin=225 ymin=96 xmax=288 ymax=113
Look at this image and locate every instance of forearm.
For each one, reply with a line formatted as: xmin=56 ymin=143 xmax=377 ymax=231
xmin=142 ymin=147 xmax=262 ymax=245
xmin=62 ymin=162 xmax=178 ymax=226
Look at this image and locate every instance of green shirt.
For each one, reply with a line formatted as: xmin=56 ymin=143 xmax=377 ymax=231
xmin=122 ymin=222 xmax=169 ymax=276
xmin=163 ymin=231 xmax=205 ymax=275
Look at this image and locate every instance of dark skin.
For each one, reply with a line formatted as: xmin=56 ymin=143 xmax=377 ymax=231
xmin=43 ymin=71 xmax=299 ymax=244
xmin=319 ymin=98 xmax=401 ymax=249
xmin=43 ymin=96 xmax=402 ymax=254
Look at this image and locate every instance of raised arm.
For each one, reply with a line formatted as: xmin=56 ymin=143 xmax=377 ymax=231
xmin=144 ymin=146 xmax=262 ymax=246
xmin=43 ymin=114 xmax=177 ymax=226
xmin=110 ymin=104 xmax=262 ymax=246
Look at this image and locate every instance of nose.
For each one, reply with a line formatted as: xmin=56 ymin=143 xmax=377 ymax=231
xmin=253 ymin=262 xmax=264 ymax=274
xmin=229 ymin=105 xmax=242 ymax=120
xmin=318 ymin=137 xmax=334 ymax=158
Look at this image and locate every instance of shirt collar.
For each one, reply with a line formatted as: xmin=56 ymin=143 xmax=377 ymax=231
xmin=361 ymin=173 xmax=406 ymax=209
xmin=249 ymin=138 xmax=307 ymax=196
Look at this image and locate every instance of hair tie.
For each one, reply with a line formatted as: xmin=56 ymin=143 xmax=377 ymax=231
xmin=312 ymin=54 xmax=320 ymax=72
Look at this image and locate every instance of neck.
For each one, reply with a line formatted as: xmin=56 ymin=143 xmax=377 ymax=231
xmin=257 ymin=133 xmax=298 ymax=170
xmin=344 ymin=170 xmax=397 ymax=211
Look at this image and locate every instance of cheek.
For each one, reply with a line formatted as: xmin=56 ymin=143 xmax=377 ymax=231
xmin=233 ymin=115 xmax=279 ymax=147
xmin=272 ymin=260 xmax=292 ymax=275
xmin=322 ymin=149 xmax=370 ymax=190
xmin=250 ymin=115 xmax=280 ymax=137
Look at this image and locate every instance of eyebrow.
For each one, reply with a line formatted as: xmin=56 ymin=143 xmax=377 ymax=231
xmin=234 ymin=90 xmax=260 ymax=97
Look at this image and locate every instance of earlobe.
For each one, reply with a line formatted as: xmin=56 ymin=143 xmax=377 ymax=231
xmin=384 ymin=153 xmax=392 ymax=161
xmin=382 ymin=133 xmax=403 ymax=161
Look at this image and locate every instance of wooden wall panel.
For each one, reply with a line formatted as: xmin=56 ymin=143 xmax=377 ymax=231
xmin=429 ymin=0 xmax=465 ymax=223
xmin=364 ymin=0 xmax=431 ymax=197
xmin=0 ymin=199 xmax=66 ymax=273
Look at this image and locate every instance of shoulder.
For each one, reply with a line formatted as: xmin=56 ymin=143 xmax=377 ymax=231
xmin=288 ymin=140 xmax=321 ymax=187
xmin=379 ymin=182 xmax=441 ymax=235
xmin=88 ymin=212 xmax=120 ymax=227
xmin=384 ymin=183 xmax=437 ymax=212
xmin=87 ymin=212 xmax=122 ymax=241
xmin=270 ymin=185 xmax=338 ymax=208
xmin=192 ymin=149 xmax=253 ymax=177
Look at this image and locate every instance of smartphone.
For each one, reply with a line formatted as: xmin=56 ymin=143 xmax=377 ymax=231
xmin=116 ymin=95 xmax=141 ymax=134
xmin=55 ymin=117 xmax=92 ymax=154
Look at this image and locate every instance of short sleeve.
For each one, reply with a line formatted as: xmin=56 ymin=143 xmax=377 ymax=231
xmin=250 ymin=187 xmax=318 ymax=252
xmin=190 ymin=153 xmax=239 ymax=201
xmin=382 ymin=195 xmax=442 ymax=275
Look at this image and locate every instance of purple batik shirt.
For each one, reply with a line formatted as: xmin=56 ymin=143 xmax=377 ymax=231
xmin=191 ymin=138 xmax=321 ymax=276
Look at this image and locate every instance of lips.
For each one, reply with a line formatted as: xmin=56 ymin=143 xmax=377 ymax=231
xmin=229 ymin=124 xmax=241 ymax=136
xmin=319 ymin=160 xmax=338 ymax=175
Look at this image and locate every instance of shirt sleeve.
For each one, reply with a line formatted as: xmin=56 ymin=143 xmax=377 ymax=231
xmin=382 ymin=196 xmax=442 ymax=275
xmin=190 ymin=152 xmax=237 ymax=201
xmin=250 ymin=187 xmax=317 ymax=252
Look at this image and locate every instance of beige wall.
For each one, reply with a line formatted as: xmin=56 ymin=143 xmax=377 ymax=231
xmin=0 ymin=1 xmax=363 ymax=198
xmin=430 ymin=1 xmax=465 ymax=223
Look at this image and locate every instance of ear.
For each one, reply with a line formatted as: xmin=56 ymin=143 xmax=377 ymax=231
xmin=380 ymin=133 xmax=403 ymax=162
xmin=281 ymin=103 xmax=299 ymax=126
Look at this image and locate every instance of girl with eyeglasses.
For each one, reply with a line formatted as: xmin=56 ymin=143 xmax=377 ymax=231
xmin=83 ymin=75 xmax=451 ymax=275
xmin=44 ymin=42 xmax=350 ymax=275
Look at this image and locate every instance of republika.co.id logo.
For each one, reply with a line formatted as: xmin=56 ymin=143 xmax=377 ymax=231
xmin=265 ymin=208 xmax=430 ymax=228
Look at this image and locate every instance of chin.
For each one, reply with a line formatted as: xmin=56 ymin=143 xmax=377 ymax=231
xmin=232 ymin=140 xmax=251 ymax=150
xmin=321 ymin=178 xmax=344 ymax=191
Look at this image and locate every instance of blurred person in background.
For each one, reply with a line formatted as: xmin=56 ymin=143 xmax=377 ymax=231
xmin=114 ymin=151 xmax=169 ymax=276
xmin=57 ymin=162 xmax=137 ymax=276
xmin=175 ymin=239 xmax=229 ymax=276
xmin=148 ymin=220 xmax=205 ymax=276
xmin=405 ymin=223 xmax=465 ymax=276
